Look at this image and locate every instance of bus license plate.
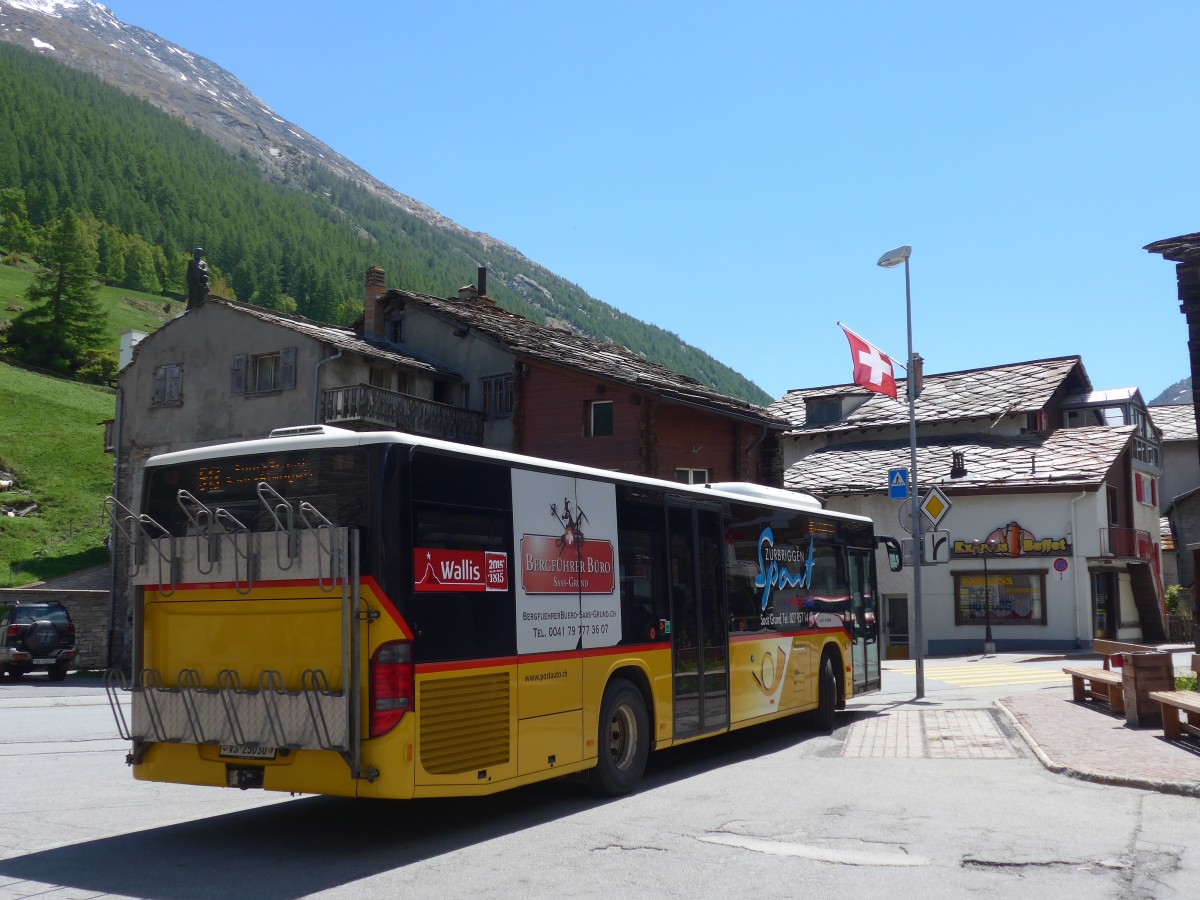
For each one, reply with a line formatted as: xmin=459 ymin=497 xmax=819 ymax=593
xmin=220 ymin=744 xmax=276 ymax=760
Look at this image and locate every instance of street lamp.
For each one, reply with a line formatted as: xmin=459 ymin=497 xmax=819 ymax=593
xmin=876 ymin=244 xmax=924 ymax=699
xmin=975 ymin=537 xmax=998 ymax=656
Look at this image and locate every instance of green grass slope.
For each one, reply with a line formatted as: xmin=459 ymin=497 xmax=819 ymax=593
xmin=0 ymin=361 xmax=115 ymax=586
xmin=0 ymin=260 xmax=184 ymax=336
xmin=0 ymin=261 xmax=177 ymax=586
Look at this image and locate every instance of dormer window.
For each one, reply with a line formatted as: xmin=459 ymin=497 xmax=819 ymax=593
xmin=387 ymin=317 xmax=403 ymax=343
xmin=806 ymin=397 xmax=844 ymax=424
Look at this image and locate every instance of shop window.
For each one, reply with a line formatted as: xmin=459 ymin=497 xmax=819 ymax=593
xmin=953 ymin=570 xmax=1046 ymax=626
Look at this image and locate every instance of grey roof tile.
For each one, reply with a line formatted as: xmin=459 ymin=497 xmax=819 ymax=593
xmin=784 ymin=425 xmax=1134 ymax=496
xmin=1145 ymin=232 xmax=1200 ymax=263
xmin=770 ymin=356 xmax=1088 ymax=435
xmin=211 ymin=296 xmax=451 ymax=375
xmin=381 ymin=289 xmax=785 ymax=425
xmin=1149 ymin=404 xmax=1197 ymax=442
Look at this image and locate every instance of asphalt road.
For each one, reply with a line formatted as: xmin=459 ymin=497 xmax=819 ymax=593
xmin=3 ymin=661 xmax=1199 ymax=899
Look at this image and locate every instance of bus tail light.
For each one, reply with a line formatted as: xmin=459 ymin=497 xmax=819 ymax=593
xmin=370 ymin=640 xmax=413 ymax=738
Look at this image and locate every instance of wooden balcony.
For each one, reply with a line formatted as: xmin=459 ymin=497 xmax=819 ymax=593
xmin=1099 ymin=527 xmax=1153 ymax=560
xmin=320 ymin=384 xmax=484 ymax=444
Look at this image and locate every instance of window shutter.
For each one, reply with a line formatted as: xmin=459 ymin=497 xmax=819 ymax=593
xmin=231 ymin=354 xmax=247 ymax=395
xmin=165 ymin=364 xmax=182 ymax=404
xmin=1150 ymin=478 xmax=1157 ymax=507
xmin=1135 ymin=475 xmax=1144 ymax=503
xmin=280 ymin=347 xmax=297 ymax=390
xmin=153 ymin=366 xmax=167 ymax=404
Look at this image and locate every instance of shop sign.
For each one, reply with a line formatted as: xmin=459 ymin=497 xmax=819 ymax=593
xmin=951 ymin=521 xmax=1069 ymax=558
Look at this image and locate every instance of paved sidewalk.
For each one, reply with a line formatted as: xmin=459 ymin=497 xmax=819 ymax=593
xmin=997 ymin=688 xmax=1200 ymax=797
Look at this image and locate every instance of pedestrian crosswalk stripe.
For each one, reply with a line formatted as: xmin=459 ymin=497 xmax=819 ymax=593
xmin=884 ymin=664 xmax=1069 ymax=688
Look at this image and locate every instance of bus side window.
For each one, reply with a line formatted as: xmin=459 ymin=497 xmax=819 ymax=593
xmin=410 ymin=503 xmax=515 ymax=663
xmin=616 ymin=496 xmax=669 ymax=644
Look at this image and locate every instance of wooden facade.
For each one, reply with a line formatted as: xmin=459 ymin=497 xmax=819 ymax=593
xmin=514 ymin=361 xmax=778 ymax=482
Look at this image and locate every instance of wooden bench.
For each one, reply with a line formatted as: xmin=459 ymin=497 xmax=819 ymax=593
xmin=1150 ymin=654 xmax=1200 ymax=741
xmin=1062 ymin=639 xmax=1157 ymax=714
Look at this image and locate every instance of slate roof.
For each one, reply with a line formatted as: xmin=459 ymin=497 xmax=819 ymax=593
xmin=784 ymin=425 xmax=1134 ymax=496
xmin=205 ymin=296 xmax=450 ymax=376
xmin=770 ymin=356 xmax=1088 ymax=435
xmin=1145 ymin=233 xmax=1200 ymax=264
xmin=378 ymin=289 xmax=784 ymax=426
xmin=1150 ymin=404 xmax=1198 ymax=442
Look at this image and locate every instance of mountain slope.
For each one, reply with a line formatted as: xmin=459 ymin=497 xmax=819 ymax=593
xmin=0 ymin=0 xmax=771 ymax=404
xmin=1152 ymin=377 xmax=1191 ymax=406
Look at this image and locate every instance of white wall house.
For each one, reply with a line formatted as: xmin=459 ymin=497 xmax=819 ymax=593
xmin=772 ymin=356 xmax=1166 ymax=656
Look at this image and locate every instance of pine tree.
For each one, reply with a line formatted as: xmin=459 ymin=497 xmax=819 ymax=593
xmin=4 ymin=208 xmax=107 ymax=377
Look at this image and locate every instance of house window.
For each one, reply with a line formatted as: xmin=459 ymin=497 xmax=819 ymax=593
xmin=231 ymin=347 xmax=296 ymax=395
xmin=387 ymin=317 xmax=403 ymax=343
xmin=587 ymin=400 xmax=614 ymax=437
xmin=1106 ymin=485 xmax=1119 ymax=526
xmin=369 ymin=366 xmax=392 ymax=390
xmin=1136 ymin=473 xmax=1158 ymax=507
xmin=675 ymin=468 xmax=709 ymax=485
xmin=1025 ymin=411 xmax=1048 ymax=432
xmin=483 ymin=374 xmax=514 ymax=418
xmin=152 ymin=363 xmax=182 ymax=406
xmin=253 ymin=352 xmax=281 ymax=392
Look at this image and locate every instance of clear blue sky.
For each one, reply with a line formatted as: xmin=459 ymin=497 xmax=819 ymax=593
xmin=101 ymin=0 xmax=1200 ymax=404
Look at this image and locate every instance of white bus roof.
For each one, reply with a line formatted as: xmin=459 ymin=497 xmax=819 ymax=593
xmin=146 ymin=427 xmax=869 ymax=524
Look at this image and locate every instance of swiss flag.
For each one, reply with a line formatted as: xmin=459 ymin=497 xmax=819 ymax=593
xmin=840 ymin=325 xmax=898 ymax=400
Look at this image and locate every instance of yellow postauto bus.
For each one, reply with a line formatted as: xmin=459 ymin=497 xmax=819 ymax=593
xmin=106 ymin=426 xmax=898 ymax=798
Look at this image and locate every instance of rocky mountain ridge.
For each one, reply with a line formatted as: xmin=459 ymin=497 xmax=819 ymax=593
xmin=0 ymin=2 xmax=488 ymax=240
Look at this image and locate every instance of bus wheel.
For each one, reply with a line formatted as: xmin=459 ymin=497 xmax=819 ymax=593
xmin=588 ymin=679 xmax=649 ymax=796
xmin=811 ymin=654 xmax=837 ymax=734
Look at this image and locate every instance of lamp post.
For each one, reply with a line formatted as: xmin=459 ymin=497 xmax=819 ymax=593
xmin=876 ymin=244 xmax=924 ymax=699
xmin=975 ymin=537 xmax=997 ymax=655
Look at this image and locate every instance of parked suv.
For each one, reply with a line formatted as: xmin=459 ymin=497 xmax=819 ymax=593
xmin=1 ymin=601 xmax=77 ymax=680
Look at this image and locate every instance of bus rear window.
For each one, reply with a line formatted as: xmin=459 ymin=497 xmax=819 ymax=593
xmin=142 ymin=447 xmax=373 ymax=534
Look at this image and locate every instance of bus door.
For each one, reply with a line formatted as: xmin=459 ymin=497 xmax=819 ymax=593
xmin=668 ymin=505 xmax=728 ymax=739
xmin=848 ymin=549 xmax=881 ymax=693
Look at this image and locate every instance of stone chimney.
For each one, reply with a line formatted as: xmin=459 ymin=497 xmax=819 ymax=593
xmin=365 ymin=266 xmax=386 ymax=340
xmin=457 ymin=266 xmax=490 ymax=303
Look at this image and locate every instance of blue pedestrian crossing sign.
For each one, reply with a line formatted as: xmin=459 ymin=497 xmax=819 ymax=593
xmin=888 ymin=467 xmax=909 ymax=499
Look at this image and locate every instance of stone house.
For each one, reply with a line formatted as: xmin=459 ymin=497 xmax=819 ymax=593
xmin=104 ymin=267 xmax=784 ymax=666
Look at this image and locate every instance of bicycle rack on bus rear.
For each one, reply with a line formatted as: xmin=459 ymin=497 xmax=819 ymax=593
xmin=104 ymin=496 xmax=177 ymax=596
xmin=175 ymin=490 xmax=254 ymax=595
xmin=254 ymin=483 xmax=341 ymax=593
xmin=105 ymin=489 xmax=370 ymax=780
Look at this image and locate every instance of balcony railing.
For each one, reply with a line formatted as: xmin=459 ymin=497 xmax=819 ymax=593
xmin=1099 ymin=527 xmax=1153 ymax=560
xmin=320 ymin=384 xmax=484 ymax=444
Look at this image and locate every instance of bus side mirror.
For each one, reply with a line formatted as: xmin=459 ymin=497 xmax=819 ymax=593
xmin=876 ymin=535 xmax=903 ymax=572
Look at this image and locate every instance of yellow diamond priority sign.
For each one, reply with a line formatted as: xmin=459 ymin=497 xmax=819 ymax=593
xmin=919 ymin=486 xmax=952 ymax=528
